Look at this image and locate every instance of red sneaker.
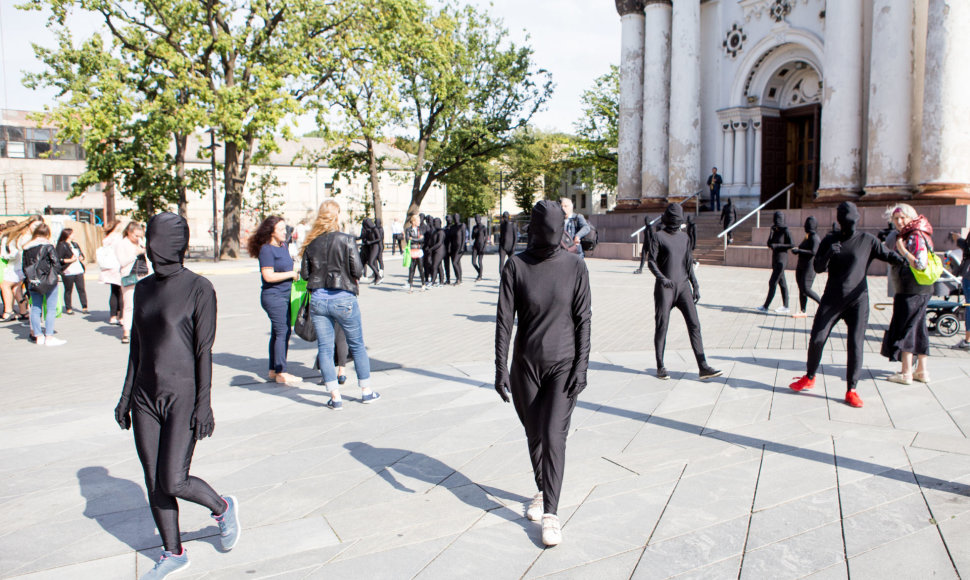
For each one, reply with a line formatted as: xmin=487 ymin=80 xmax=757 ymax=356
xmin=845 ymin=391 xmax=864 ymax=408
xmin=789 ymin=376 xmax=815 ymax=391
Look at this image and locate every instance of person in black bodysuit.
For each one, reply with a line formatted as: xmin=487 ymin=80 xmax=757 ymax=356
xmin=790 ymin=216 xmax=821 ymax=317
xmin=443 ymin=215 xmax=454 ymax=284
xmin=357 ymin=220 xmax=373 ymax=279
xmin=789 ymin=202 xmax=906 ymax=408
xmin=495 ymin=199 xmax=591 ymax=547
xmin=360 ymin=218 xmax=383 ymax=285
xmin=429 ymin=217 xmax=447 ymax=287
xmin=374 ymin=218 xmax=385 ymax=275
xmin=447 ymin=213 xmax=466 ymax=285
xmin=471 ymin=215 xmax=488 ymax=281
xmin=634 ymin=215 xmax=655 ymax=275
xmin=648 ymin=204 xmax=721 ymax=381
xmin=720 ymin=199 xmax=737 ymax=245
xmin=758 ymin=211 xmax=793 ymax=313
xmin=114 ymin=213 xmax=239 ymax=578
xmin=686 ymin=214 xmax=697 ymax=252
xmin=422 ymin=215 xmax=434 ymax=285
xmin=498 ymin=211 xmax=517 ymax=276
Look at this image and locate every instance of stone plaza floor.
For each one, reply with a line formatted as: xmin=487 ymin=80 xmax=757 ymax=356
xmin=2 ymin=253 xmax=970 ymax=579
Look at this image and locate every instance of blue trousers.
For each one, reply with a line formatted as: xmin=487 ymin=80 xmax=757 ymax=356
xmin=29 ymin=288 xmax=58 ymax=337
xmin=260 ymin=290 xmax=291 ymax=373
xmin=310 ymin=293 xmax=371 ymax=388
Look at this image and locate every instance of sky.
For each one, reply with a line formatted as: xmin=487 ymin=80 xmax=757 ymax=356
xmin=0 ymin=0 xmax=620 ymax=135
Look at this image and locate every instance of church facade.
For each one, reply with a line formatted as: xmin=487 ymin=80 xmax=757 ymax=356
xmin=614 ymin=0 xmax=970 ymax=211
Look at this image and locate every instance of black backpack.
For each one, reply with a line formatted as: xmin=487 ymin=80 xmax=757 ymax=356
xmin=580 ymin=224 xmax=599 ymax=253
xmin=23 ymin=244 xmax=60 ymax=295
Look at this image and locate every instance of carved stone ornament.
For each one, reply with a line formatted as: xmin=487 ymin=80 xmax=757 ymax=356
xmin=615 ymin=0 xmax=645 ymax=16
xmin=770 ymin=0 xmax=793 ymax=22
xmin=741 ymin=0 xmax=806 ymax=22
xmin=722 ymin=23 xmax=747 ymax=58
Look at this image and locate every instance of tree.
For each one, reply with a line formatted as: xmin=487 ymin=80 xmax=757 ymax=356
xmin=243 ymin=170 xmax=285 ymax=223
xmin=397 ymin=2 xmax=553 ymax=217
xmin=503 ymin=130 xmax=572 ymax=215
xmin=443 ymin=157 xmax=498 ymax=218
xmin=572 ymin=65 xmax=619 ymax=193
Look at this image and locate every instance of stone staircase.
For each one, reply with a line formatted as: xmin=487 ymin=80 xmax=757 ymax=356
xmin=692 ymin=213 xmax=752 ymax=265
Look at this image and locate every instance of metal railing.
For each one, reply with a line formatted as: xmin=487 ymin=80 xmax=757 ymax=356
xmin=629 ymin=189 xmax=705 ymax=239
xmin=716 ymin=183 xmax=795 ymax=251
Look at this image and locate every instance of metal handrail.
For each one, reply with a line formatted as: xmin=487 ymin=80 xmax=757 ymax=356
xmin=629 ymin=189 xmax=705 ymax=238
xmin=716 ymin=183 xmax=795 ymax=251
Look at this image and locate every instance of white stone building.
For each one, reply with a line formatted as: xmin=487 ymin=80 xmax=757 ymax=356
xmin=614 ymin=0 xmax=970 ymax=211
xmin=0 ymin=109 xmax=446 ymax=246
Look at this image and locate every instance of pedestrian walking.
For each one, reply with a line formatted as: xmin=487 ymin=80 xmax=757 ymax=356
xmin=790 ymin=217 xmax=821 ymax=318
xmin=56 ymin=228 xmax=88 ymax=315
xmin=99 ymin=220 xmax=124 ymax=325
xmin=22 ymin=223 xmax=66 ymax=346
xmin=757 ymin=211 xmax=793 ymax=313
xmin=405 ymin=215 xmax=427 ymax=292
xmin=471 ymin=215 xmax=488 ymax=281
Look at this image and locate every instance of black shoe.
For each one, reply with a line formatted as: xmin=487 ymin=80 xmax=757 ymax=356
xmin=656 ymin=367 xmax=669 ymax=380
xmin=633 ymin=268 xmax=643 ymax=275
xmin=338 ymin=375 xmax=347 ymax=385
xmin=698 ymin=365 xmax=722 ymax=380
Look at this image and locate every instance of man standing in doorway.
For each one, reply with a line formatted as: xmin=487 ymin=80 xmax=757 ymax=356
xmin=706 ymin=167 xmax=723 ymax=212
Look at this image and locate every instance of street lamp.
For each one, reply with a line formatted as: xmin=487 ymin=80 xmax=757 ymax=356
xmin=204 ymin=128 xmax=221 ymax=262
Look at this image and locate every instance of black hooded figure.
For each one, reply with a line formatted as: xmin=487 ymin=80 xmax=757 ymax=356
xmin=790 ymin=216 xmax=821 ymax=315
xmin=429 ymin=217 xmax=447 ymax=286
xmin=113 ymin=213 xmax=236 ymax=561
xmin=789 ymin=201 xmax=906 ymax=407
xmin=374 ymin=218 xmax=385 ymax=274
xmin=499 ymin=211 xmax=518 ymax=276
xmin=760 ymin=211 xmax=793 ymax=312
xmin=447 ymin=212 xmax=467 ymax=284
xmin=443 ymin=215 xmax=454 ymax=284
xmin=494 ymin=199 xmax=591 ymax=547
xmin=686 ymin=214 xmax=697 ymax=253
xmin=421 ymin=216 xmax=434 ymax=285
xmin=360 ymin=218 xmax=382 ymax=285
xmin=634 ymin=215 xmax=656 ymax=274
xmin=472 ymin=215 xmax=488 ymax=280
xmin=648 ymin=204 xmax=721 ymax=380
xmin=357 ymin=220 xmax=373 ymax=277
xmin=720 ymin=199 xmax=738 ymax=244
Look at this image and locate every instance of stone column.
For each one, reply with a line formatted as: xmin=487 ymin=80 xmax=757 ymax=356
xmin=753 ymin=120 xmax=763 ymax=187
xmin=917 ymin=0 xmax=970 ymax=201
xmin=721 ymin=124 xmax=734 ymax=185
xmin=616 ymin=0 xmax=646 ymax=208
xmin=864 ymin=0 xmax=916 ymax=200
xmin=641 ymin=0 xmax=672 ymax=202
xmin=668 ymin=0 xmax=701 ymax=198
xmin=817 ymin=0 xmax=864 ymax=200
xmin=733 ymin=121 xmax=747 ymax=190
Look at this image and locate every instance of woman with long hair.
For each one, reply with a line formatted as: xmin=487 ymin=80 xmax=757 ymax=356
xmin=301 ymin=200 xmax=379 ymax=410
xmin=22 ymin=222 xmax=66 ymax=346
xmin=116 ymin=222 xmax=148 ymax=344
xmin=1 ymin=215 xmax=43 ymax=321
xmin=100 ymin=220 xmax=124 ymax=324
xmin=56 ymin=228 xmax=88 ymax=314
xmin=404 ymin=214 xmax=426 ymax=292
xmin=247 ymin=216 xmax=301 ymax=386
xmin=881 ymin=203 xmax=934 ymax=384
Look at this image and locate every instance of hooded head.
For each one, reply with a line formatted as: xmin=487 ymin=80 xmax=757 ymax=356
xmin=475 ymin=215 xmax=483 ymax=226
xmin=643 ymin=215 xmax=652 ymax=227
xmin=687 ymin=214 xmax=695 ymax=226
xmin=804 ymin=216 xmax=817 ymax=234
xmin=433 ymin=217 xmax=442 ymax=230
xmin=146 ymin=212 xmax=189 ymax=278
xmin=445 ymin=215 xmax=453 ymax=226
xmin=660 ymin=203 xmax=684 ymax=233
xmin=836 ymin=202 xmax=860 ymax=238
xmin=502 ymin=211 xmax=510 ymax=222
xmin=526 ymin=200 xmax=565 ymax=261
xmin=772 ymin=211 xmax=786 ymax=229
xmin=452 ymin=213 xmax=460 ymax=225
xmin=375 ymin=218 xmax=382 ymax=228
xmin=363 ymin=218 xmax=375 ymax=230
xmin=725 ymin=198 xmax=732 ymax=207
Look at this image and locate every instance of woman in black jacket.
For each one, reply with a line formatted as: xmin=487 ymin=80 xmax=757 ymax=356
xmin=300 ymin=200 xmax=379 ymax=410
xmin=56 ymin=228 xmax=88 ymax=314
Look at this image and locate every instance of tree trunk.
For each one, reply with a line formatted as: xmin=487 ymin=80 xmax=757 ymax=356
xmin=366 ymin=137 xmax=383 ymax=223
xmin=220 ymin=141 xmax=242 ymax=258
xmin=104 ymin=180 xmax=116 ymax=224
xmin=175 ymin=133 xmax=188 ymax=218
xmin=407 ymin=137 xmax=430 ymax=218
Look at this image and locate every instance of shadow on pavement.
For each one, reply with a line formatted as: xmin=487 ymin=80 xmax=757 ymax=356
xmin=77 ymin=466 xmax=157 ymax=551
xmin=344 ymin=442 xmax=542 ymax=547
xmin=453 ymin=313 xmax=495 ymax=323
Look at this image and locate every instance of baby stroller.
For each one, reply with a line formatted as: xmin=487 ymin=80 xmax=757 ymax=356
xmin=926 ymin=251 xmax=966 ymax=337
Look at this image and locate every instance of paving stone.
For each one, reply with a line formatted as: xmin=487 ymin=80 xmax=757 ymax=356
xmin=530 ymin=548 xmax=641 ymax=579
xmin=746 ymin=488 xmax=840 ymax=551
xmin=847 ymin=525 xmax=957 ymax=579
xmin=842 ymin=492 xmax=935 ymax=557
xmin=740 ymin=522 xmax=844 ymax=579
xmin=631 ymin=516 xmax=749 ymax=579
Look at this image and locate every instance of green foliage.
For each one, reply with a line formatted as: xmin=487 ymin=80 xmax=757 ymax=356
xmin=443 ymin=157 xmax=497 ymax=219
xmin=572 ymin=65 xmax=619 ymax=192
xmin=503 ymin=130 xmax=573 ymax=215
xmin=243 ymin=170 xmax=285 ymax=223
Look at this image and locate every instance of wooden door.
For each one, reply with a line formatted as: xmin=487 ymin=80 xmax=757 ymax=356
xmin=760 ymin=115 xmax=787 ymax=207
xmin=783 ymin=104 xmax=820 ymax=209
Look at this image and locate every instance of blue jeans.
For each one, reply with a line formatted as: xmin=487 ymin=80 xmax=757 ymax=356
xmin=310 ymin=293 xmax=371 ymax=389
xmin=29 ymin=288 xmax=58 ymax=337
xmin=260 ymin=290 xmax=291 ymax=373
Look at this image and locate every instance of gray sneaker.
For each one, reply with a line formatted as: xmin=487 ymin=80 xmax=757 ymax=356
xmin=142 ymin=549 xmax=190 ymax=579
xmin=954 ymin=339 xmax=970 ymax=350
xmin=212 ymin=495 xmax=241 ymax=551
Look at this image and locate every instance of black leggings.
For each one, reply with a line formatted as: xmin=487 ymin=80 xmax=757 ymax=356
xmin=807 ymin=293 xmax=868 ymax=390
xmin=109 ymin=284 xmax=123 ymax=319
xmin=408 ymin=258 xmax=425 ymax=287
xmin=376 ymin=245 xmax=384 ymax=272
xmin=261 ymin=290 xmax=291 ymax=373
xmin=795 ymin=267 xmax=821 ymax=312
xmin=133 ymin=396 xmax=224 ymax=553
xmin=392 ymin=235 xmax=404 ymax=255
xmin=472 ymin=246 xmax=485 ymax=278
xmin=764 ymin=263 xmax=789 ymax=308
xmin=431 ymin=252 xmax=446 ymax=285
xmin=451 ymin=251 xmax=464 ymax=283
xmin=510 ymin=357 xmax=576 ymax=516
xmin=654 ymin=281 xmax=706 ymax=369
xmin=62 ymin=274 xmax=87 ymax=310
xmin=366 ymin=247 xmax=380 ymax=283
xmin=499 ymin=247 xmax=514 ymax=277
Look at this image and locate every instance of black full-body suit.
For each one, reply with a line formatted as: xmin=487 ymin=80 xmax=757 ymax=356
xmin=447 ymin=213 xmax=466 ymax=284
xmin=429 ymin=218 xmax=447 ymax=285
xmin=357 ymin=222 xmax=373 ymax=278
xmin=791 ymin=216 xmax=821 ymax=312
xmin=422 ymin=216 xmax=435 ymax=285
xmin=499 ymin=212 xmax=517 ymax=276
xmin=720 ymin=200 xmax=737 ymax=244
xmin=472 ymin=215 xmax=488 ymax=280
xmin=648 ymin=204 xmax=713 ymax=373
xmin=374 ymin=218 xmax=385 ymax=273
xmin=763 ymin=211 xmax=793 ymax=309
xmin=443 ymin=215 xmax=454 ymax=284
xmin=805 ymin=202 xmax=905 ymax=390
xmin=686 ymin=214 xmax=697 ymax=253
xmin=635 ymin=215 xmax=656 ymax=273
xmin=495 ymin=200 xmax=591 ymax=516
xmin=360 ymin=218 xmax=381 ymax=284
xmin=113 ymin=213 xmax=225 ymax=554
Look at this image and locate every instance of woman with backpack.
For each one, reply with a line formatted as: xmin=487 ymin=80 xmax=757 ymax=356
xmin=21 ymin=223 xmax=66 ymax=346
xmin=56 ymin=228 xmax=88 ymax=315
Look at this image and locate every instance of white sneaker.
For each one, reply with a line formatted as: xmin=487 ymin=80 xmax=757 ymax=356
xmin=541 ymin=514 xmax=562 ymax=547
xmin=526 ymin=492 xmax=543 ymax=522
xmin=45 ymin=337 xmax=67 ymax=347
xmin=775 ymin=306 xmax=791 ymax=314
xmin=35 ymin=335 xmax=46 ymax=346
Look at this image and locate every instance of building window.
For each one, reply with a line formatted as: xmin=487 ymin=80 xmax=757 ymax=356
xmin=43 ymin=174 xmax=79 ymax=192
xmin=600 ymin=194 xmax=608 ymax=209
xmin=0 ymin=125 xmax=81 ymax=159
xmin=580 ymin=194 xmax=587 ymax=209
